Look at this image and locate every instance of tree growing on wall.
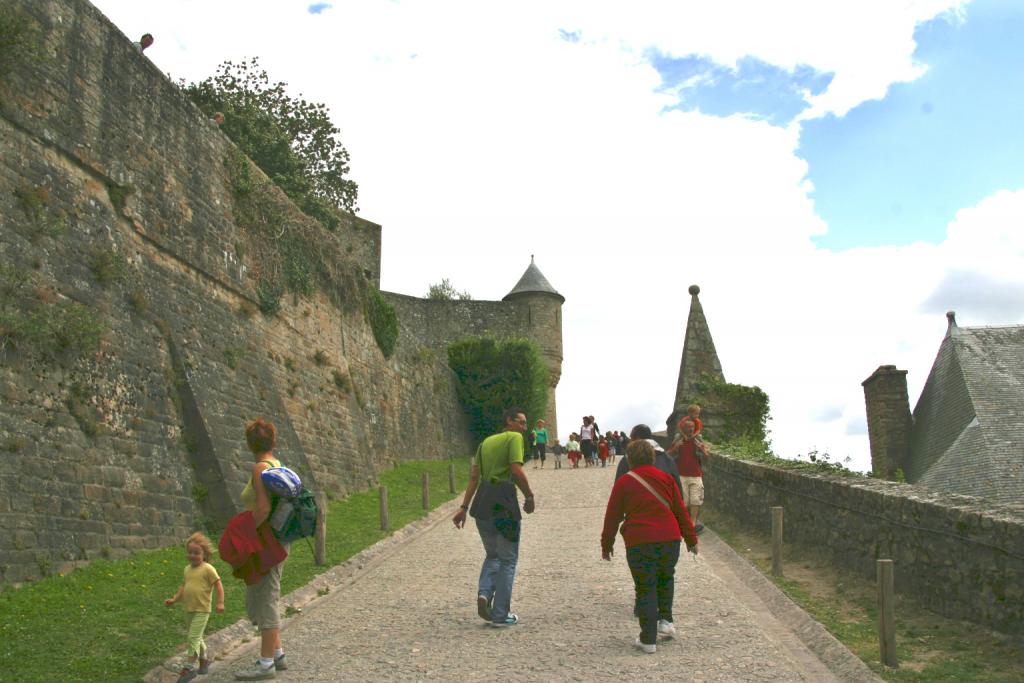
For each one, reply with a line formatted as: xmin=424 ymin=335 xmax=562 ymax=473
xmin=448 ymin=337 xmax=548 ymax=442
xmin=426 ymin=278 xmax=473 ymax=301
xmin=183 ymin=58 xmax=358 ymax=227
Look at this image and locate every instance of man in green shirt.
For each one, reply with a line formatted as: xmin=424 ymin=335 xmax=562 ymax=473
xmin=453 ymin=407 xmax=536 ymax=627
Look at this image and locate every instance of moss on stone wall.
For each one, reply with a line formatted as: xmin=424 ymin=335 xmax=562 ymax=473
xmin=365 ymin=290 xmax=398 ymax=358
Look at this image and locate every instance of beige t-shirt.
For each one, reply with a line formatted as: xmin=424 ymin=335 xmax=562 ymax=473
xmin=182 ymin=562 xmax=220 ymax=613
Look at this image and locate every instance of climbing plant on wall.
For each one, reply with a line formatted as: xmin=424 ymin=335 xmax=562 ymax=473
xmin=223 ymin=147 xmax=368 ymax=315
xmin=684 ymin=376 xmax=770 ymax=443
xmin=364 ymin=290 xmax=398 ymax=358
xmin=447 ymin=336 xmax=548 ymax=443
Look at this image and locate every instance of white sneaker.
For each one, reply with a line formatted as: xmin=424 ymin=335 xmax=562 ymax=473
xmin=633 ymin=637 xmax=656 ymax=654
xmin=657 ymin=619 xmax=676 ymax=639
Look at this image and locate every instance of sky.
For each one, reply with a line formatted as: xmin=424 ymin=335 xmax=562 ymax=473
xmin=93 ymin=0 xmax=1024 ymax=472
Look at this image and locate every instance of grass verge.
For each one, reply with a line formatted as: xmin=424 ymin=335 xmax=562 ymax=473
xmin=0 ymin=457 xmax=472 ymax=682
xmin=701 ymin=508 xmax=1024 ymax=682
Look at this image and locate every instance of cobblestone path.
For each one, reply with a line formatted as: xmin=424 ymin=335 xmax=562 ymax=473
xmin=202 ymin=463 xmax=877 ymax=682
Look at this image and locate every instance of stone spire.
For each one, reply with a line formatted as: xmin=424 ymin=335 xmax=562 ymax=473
xmin=668 ymin=285 xmax=725 ymax=438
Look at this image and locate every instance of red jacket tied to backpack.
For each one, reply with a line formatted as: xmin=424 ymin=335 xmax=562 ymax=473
xmin=219 ymin=511 xmax=287 ymax=585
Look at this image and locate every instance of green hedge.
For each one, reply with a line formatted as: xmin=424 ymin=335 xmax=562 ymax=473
xmin=447 ymin=336 xmax=548 ymax=442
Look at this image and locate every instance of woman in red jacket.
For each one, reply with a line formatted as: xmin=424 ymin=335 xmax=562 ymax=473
xmin=601 ymin=438 xmax=698 ymax=654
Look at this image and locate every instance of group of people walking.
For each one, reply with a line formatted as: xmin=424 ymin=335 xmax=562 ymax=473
xmin=454 ymin=404 xmax=710 ymax=654
xmin=527 ymin=416 xmax=632 ymax=469
xmin=167 ymin=405 xmax=709 ymax=680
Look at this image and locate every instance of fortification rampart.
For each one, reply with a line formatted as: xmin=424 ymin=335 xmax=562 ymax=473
xmin=706 ymin=452 xmax=1024 ymax=633
xmin=384 ymin=294 xmax=522 ymax=351
xmin=384 ymin=291 xmax=564 ymax=438
xmin=0 ymin=0 xmax=473 ymax=583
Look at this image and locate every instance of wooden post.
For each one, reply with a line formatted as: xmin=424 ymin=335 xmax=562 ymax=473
xmin=448 ymin=462 xmax=456 ymax=494
xmin=877 ymin=559 xmax=898 ymax=667
xmin=771 ymin=506 xmax=784 ymax=577
xmin=379 ymin=485 xmax=389 ymax=531
xmin=422 ymin=471 xmax=430 ymax=510
xmin=314 ymin=492 xmax=327 ymax=566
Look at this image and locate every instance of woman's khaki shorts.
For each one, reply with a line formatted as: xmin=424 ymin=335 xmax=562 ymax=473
xmin=681 ymin=476 xmax=704 ymax=507
xmin=245 ymin=560 xmax=284 ymax=631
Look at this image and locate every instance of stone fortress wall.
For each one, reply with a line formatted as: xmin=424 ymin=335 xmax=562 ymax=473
xmin=705 ymin=452 xmax=1024 ymax=633
xmin=0 ymin=0 xmax=565 ymax=583
xmin=384 ymin=290 xmax=564 ymax=438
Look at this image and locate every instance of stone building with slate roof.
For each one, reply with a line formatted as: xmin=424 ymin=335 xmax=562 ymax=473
xmin=863 ymin=312 xmax=1024 ymax=506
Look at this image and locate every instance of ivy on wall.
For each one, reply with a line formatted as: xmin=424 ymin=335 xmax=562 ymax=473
xmin=685 ymin=375 xmax=770 ymax=443
xmin=224 ymin=148 xmax=366 ymax=315
xmin=364 ymin=290 xmax=398 ymax=358
xmin=447 ymin=336 xmax=548 ymax=443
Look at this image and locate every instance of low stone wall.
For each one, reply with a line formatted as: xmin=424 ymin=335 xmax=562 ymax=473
xmin=705 ymin=452 xmax=1024 ymax=633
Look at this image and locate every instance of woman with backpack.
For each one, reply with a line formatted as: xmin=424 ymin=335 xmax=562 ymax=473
xmin=235 ymin=417 xmax=289 ymax=681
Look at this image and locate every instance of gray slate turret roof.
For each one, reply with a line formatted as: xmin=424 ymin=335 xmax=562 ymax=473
xmin=907 ymin=313 xmax=1024 ymax=506
xmin=504 ymin=256 xmax=564 ymax=302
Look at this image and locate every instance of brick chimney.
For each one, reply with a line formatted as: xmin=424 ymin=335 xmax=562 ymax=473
xmin=861 ymin=365 xmax=912 ymax=480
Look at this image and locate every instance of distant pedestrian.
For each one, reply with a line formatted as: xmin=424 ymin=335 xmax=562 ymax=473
xmin=614 ymin=424 xmax=683 ymax=494
xmin=685 ymin=404 xmax=704 ymax=438
xmin=165 ymin=532 xmax=224 ymax=682
xmin=133 ymin=33 xmax=154 ymax=53
xmin=551 ymin=439 xmax=564 ymax=469
xmin=531 ymin=419 xmax=548 ymax=468
xmin=668 ymin=417 xmax=708 ymax=534
xmin=602 ymin=439 xmax=698 ymax=654
xmin=579 ymin=416 xmax=597 ymax=467
xmin=453 ymin=407 xmax=536 ymax=627
xmin=598 ymin=436 xmax=609 ymax=467
xmin=567 ymin=434 xmax=581 ymax=468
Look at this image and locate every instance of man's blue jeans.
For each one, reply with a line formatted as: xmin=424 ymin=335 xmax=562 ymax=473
xmin=475 ymin=517 xmax=520 ymax=622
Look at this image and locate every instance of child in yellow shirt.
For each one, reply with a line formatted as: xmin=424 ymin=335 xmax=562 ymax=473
xmin=165 ymin=532 xmax=225 ymax=682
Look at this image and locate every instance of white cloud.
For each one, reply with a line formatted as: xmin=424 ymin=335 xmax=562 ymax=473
xmin=90 ymin=0 xmax=1019 ymax=476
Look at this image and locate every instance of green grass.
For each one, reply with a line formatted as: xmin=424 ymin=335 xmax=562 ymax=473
xmin=0 ymin=457 xmax=472 ymax=682
xmin=704 ymin=509 xmax=1024 ymax=682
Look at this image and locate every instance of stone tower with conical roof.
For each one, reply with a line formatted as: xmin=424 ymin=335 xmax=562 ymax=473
xmin=667 ymin=285 xmax=725 ymax=440
xmin=503 ymin=256 xmax=564 ymax=439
